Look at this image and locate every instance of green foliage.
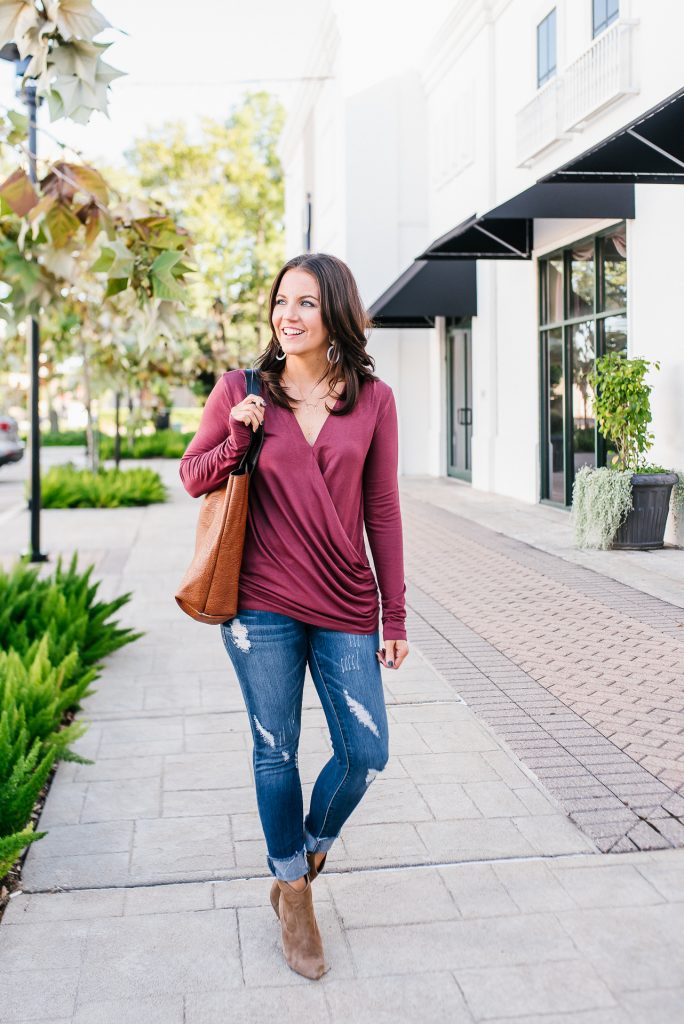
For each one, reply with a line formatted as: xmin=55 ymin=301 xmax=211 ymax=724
xmin=124 ymin=92 xmax=286 ymax=390
xmin=0 ymin=827 xmax=48 ymax=880
xmin=39 ymin=464 xmax=167 ymax=508
xmin=588 ymin=353 xmax=659 ymax=471
xmin=571 ymin=465 xmax=633 ymax=549
xmin=35 ymin=430 xmax=88 ymax=446
xmin=0 ymin=554 xmax=141 ymax=672
xmin=0 ymin=555 xmax=139 ymax=879
xmin=99 ymin=429 xmax=194 ymax=460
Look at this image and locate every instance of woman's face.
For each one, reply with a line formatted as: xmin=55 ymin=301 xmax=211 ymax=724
xmin=272 ymin=268 xmax=329 ymax=358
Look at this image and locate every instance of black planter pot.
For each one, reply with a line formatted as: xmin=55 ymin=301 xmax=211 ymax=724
xmin=612 ymin=472 xmax=679 ymax=550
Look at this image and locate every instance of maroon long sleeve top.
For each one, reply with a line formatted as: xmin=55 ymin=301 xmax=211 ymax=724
xmin=179 ymin=368 xmax=407 ymax=640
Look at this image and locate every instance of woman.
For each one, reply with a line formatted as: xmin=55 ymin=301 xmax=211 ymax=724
xmin=179 ymin=252 xmax=409 ymax=980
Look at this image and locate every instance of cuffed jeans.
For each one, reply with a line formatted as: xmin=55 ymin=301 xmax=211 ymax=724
xmin=220 ymin=608 xmax=390 ymax=881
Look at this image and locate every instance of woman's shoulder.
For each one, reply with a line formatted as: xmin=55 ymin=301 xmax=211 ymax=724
xmin=360 ymin=375 xmax=395 ymax=415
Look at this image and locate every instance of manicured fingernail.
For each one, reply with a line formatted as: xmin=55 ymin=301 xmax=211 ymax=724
xmin=387 ymin=660 xmax=394 ymax=667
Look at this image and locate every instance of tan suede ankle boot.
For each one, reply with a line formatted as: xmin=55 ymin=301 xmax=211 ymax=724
xmin=270 ymin=851 xmax=327 ymax=919
xmin=276 ymin=875 xmax=327 ymax=979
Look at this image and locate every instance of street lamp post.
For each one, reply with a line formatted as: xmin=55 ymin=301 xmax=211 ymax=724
xmin=0 ymin=43 xmax=47 ymax=562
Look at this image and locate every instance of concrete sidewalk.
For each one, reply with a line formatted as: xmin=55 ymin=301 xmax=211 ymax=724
xmin=1 ymin=457 xmax=683 ymax=1021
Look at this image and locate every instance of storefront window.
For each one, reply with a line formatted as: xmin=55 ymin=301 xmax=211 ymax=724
xmin=539 ymin=224 xmax=627 ymax=504
xmin=602 ymin=230 xmax=627 ymax=311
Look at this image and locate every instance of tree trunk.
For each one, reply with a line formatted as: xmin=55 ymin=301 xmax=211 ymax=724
xmin=114 ymin=390 xmax=122 ymax=470
xmin=80 ymin=339 xmax=98 ymax=473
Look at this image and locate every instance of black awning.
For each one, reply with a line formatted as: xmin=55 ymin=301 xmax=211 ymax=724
xmin=369 ymin=259 xmax=477 ymax=328
xmin=418 ymin=215 xmax=532 ymax=260
xmin=419 ymin=181 xmax=635 ymax=261
xmin=488 ymin=181 xmax=635 ymax=218
xmin=540 ymin=87 xmax=684 ymax=184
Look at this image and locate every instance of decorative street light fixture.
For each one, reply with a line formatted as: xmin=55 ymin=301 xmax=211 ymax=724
xmin=0 ymin=42 xmax=47 ymax=562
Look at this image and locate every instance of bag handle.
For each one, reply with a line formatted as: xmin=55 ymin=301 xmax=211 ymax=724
xmin=233 ymin=367 xmax=265 ymax=477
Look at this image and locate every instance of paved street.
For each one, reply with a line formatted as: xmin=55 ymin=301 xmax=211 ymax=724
xmin=1 ymin=454 xmax=683 ymax=1021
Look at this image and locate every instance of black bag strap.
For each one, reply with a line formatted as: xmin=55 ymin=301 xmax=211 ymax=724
xmin=234 ymin=367 xmax=265 ymax=476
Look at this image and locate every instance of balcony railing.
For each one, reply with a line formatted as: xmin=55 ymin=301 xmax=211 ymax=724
xmin=516 ymin=77 xmax=564 ymax=167
xmin=563 ymin=19 xmax=638 ymax=130
xmin=515 ymin=19 xmax=639 ymax=167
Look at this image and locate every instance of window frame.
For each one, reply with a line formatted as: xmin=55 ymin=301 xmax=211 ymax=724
xmin=592 ymin=0 xmax=620 ymax=39
xmin=536 ymin=8 xmax=557 ymax=89
xmin=538 ymin=223 xmax=627 ymax=506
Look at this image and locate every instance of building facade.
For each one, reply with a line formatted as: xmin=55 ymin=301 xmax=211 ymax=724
xmin=278 ymin=0 xmax=684 ymax=538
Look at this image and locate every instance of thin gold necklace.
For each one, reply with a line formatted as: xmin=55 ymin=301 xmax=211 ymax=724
xmin=282 ymin=373 xmax=329 ymax=411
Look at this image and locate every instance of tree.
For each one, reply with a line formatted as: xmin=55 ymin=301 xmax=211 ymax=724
xmin=123 ymin=91 xmax=286 ymax=395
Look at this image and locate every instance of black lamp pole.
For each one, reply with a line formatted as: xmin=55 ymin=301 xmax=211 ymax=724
xmin=1 ymin=43 xmax=47 ymax=562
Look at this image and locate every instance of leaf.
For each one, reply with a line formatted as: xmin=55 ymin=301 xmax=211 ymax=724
xmin=104 ymin=277 xmax=128 ymax=298
xmin=151 ymin=270 xmax=187 ymax=304
xmin=45 ymin=0 xmax=111 ymax=41
xmin=6 ymin=109 xmax=28 ymax=145
xmin=63 ymin=163 xmax=109 ymax=204
xmin=89 ymin=246 xmax=114 ymax=273
xmin=0 ymin=169 xmax=39 ymax=216
xmin=0 ymin=1 xmax=41 ymax=50
xmin=44 ymin=200 xmax=81 ymax=248
xmin=150 ymin=249 xmax=183 ymax=271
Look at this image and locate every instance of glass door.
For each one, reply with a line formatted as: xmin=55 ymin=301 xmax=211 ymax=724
xmin=539 ymin=225 xmax=627 ymax=505
xmin=447 ymin=321 xmax=472 ymax=481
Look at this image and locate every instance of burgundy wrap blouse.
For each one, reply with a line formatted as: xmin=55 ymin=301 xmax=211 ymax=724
xmin=179 ymin=368 xmax=407 ymax=640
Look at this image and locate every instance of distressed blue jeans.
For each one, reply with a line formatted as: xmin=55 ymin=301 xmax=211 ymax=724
xmin=219 ymin=608 xmax=390 ymax=882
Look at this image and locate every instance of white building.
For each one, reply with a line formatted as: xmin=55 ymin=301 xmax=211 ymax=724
xmin=279 ymin=0 xmax=684 ymax=527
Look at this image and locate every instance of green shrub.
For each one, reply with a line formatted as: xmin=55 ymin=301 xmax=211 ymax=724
xmin=99 ymin=429 xmax=194 ymax=460
xmin=588 ymin=353 xmax=658 ymax=470
xmin=0 ymin=556 xmax=140 ymax=879
xmin=0 ymin=554 xmax=140 ymax=675
xmin=39 ymin=464 xmax=167 ymax=508
xmin=40 ymin=430 xmax=88 ymax=447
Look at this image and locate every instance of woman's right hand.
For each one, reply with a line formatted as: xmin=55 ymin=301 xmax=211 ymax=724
xmin=230 ymin=394 xmax=266 ymax=432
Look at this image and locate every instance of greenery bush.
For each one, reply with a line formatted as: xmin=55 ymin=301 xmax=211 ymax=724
xmin=40 ymin=430 xmax=88 ymax=447
xmin=0 ymin=556 xmax=140 ymax=878
xmin=39 ymin=464 xmax=167 ymax=508
xmin=99 ymin=429 xmax=194 ymax=460
xmin=588 ymin=352 xmax=657 ymax=470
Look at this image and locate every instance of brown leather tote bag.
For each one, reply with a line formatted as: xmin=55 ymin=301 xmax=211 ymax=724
xmin=175 ymin=368 xmax=265 ymax=625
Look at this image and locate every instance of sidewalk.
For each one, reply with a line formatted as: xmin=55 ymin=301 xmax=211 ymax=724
xmin=0 ymin=456 xmax=683 ymax=1022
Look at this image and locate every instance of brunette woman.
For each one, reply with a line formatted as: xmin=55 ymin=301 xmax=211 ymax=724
xmin=179 ymin=252 xmax=409 ymax=979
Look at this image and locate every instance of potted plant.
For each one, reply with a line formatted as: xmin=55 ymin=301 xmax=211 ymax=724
xmin=572 ymin=353 xmax=682 ymax=550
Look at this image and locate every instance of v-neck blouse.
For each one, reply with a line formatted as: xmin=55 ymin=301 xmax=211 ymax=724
xmin=179 ymin=368 xmax=407 ymax=640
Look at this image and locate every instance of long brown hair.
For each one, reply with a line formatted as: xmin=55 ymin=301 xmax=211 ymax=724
xmin=253 ymin=253 xmax=378 ymax=415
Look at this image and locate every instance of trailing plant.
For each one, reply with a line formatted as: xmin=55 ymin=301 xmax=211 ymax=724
xmin=588 ymin=353 xmax=659 ymax=471
xmin=38 ymin=464 xmax=167 ymax=508
xmin=571 ymin=466 xmax=633 ymax=549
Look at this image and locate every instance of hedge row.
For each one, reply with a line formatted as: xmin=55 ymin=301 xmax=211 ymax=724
xmin=36 ymin=429 xmax=194 ymax=459
xmin=40 ymin=465 xmax=168 ymax=509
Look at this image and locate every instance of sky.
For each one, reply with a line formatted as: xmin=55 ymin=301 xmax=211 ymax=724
xmin=0 ymin=0 xmax=452 ymax=168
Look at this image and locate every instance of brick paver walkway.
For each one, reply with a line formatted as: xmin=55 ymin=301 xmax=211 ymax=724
xmin=401 ymin=489 xmax=684 ymax=852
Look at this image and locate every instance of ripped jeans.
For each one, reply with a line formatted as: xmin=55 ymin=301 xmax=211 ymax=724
xmin=220 ymin=608 xmax=389 ymax=882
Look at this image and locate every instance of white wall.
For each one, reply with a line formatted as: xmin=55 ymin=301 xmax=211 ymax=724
xmin=280 ymin=0 xmax=684 ymax=502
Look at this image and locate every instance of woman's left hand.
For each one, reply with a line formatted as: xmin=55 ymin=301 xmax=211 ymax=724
xmin=376 ymin=639 xmax=409 ymax=670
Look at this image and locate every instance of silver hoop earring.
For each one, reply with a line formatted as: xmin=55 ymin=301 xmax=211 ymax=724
xmin=275 ymin=344 xmax=286 ymax=361
xmin=327 ymin=340 xmax=340 ymax=364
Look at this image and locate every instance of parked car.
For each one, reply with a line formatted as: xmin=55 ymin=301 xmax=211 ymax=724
xmin=0 ymin=414 xmax=25 ymax=467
